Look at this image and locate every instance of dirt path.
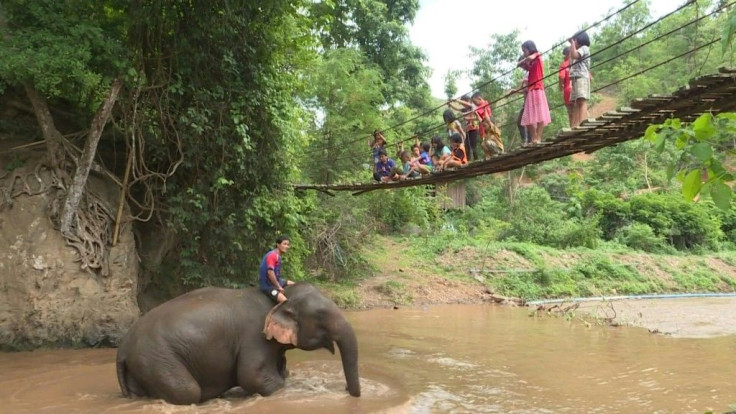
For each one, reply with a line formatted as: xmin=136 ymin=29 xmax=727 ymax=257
xmin=355 ymin=237 xmax=493 ymax=309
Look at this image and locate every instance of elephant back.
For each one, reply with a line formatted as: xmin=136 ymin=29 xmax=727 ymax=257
xmin=121 ymin=287 xmax=273 ymax=352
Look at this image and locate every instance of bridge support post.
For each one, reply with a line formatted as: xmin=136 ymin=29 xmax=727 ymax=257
xmin=436 ymin=181 xmax=465 ymax=210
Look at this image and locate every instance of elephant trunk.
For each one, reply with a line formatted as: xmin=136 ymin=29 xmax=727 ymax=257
xmin=333 ymin=318 xmax=361 ymax=397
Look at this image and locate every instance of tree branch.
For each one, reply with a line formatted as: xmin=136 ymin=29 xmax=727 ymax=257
xmin=60 ymin=78 xmax=123 ymax=236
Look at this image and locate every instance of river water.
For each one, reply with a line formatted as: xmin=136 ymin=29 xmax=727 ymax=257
xmin=1 ymin=302 xmax=735 ymax=413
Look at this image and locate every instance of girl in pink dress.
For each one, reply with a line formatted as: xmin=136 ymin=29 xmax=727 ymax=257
xmin=518 ymin=40 xmax=551 ymax=145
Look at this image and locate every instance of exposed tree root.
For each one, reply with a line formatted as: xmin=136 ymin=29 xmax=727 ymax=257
xmin=1 ymin=161 xmax=113 ymax=276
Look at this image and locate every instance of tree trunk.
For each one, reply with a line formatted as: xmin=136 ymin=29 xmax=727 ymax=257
xmin=23 ymin=85 xmax=67 ymax=169
xmin=1 ymin=6 xmax=67 ymax=170
xmin=60 ymin=78 xmax=123 ymax=236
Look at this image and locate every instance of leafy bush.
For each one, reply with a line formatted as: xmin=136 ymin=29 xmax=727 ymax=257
xmin=367 ymin=187 xmax=439 ymax=232
xmin=709 ymin=202 xmax=736 ymax=247
xmin=502 ymin=186 xmax=568 ymax=245
xmin=629 ymin=193 xmax=723 ymax=250
xmin=555 ymin=216 xmax=602 ymax=249
xmin=303 ymin=194 xmax=376 ymax=282
xmin=537 ymin=173 xmax=571 ymax=202
xmin=579 ymin=189 xmax=631 ymax=240
xmin=615 ymin=222 xmax=666 ymax=253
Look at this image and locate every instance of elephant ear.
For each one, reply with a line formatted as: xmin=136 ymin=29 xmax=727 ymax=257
xmin=263 ymin=302 xmax=298 ymax=346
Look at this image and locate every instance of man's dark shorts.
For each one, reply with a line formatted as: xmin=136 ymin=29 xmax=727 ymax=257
xmin=261 ymin=286 xmax=280 ymax=303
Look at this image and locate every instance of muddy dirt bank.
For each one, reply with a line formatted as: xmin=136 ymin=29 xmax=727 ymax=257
xmin=572 ymin=297 xmax=736 ymax=338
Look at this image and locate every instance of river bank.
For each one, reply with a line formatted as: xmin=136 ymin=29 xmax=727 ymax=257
xmin=318 ymin=235 xmax=736 ymax=338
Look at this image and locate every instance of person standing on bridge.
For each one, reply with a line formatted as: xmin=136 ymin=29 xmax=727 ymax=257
xmin=519 ymin=40 xmax=551 ymax=146
xmin=443 ymin=109 xmax=467 ymax=152
xmin=568 ymin=31 xmax=591 ymax=127
xmin=516 ymin=55 xmax=531 ymax=147
xmin=448 ymin=95 xmax=479 ymax=161
xmin=471 ymin=92 xmax=503 ymax=160
xmin=559 ymin=47 xmax=574 ymax=127
xmin=370 ymin=130 xmax=387 ymax=172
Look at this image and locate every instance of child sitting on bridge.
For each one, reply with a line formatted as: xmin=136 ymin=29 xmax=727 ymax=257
xmin=398 ymin=150 xmax=421 ymax=180
xmin=373 ymin=149 xmax=397 ymax=182
xmin=431 ymin=135 xmax=451 ymax=170
xmin=436 ymin=133 xmax=467 ymax=170
xmin=410 ymin=143 xmax=432 ymax=175
xmin=419 ymin=142 xmax=434 ymax=171
xmin=369 ymin=130 xmax=387 ymax=169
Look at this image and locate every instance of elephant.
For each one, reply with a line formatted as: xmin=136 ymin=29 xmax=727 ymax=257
xmin=116 ymin=282 xmax=360 ymax=405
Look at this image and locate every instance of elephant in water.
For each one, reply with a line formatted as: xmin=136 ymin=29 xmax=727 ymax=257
xmin=116 ymin=283 xmax=360 ymax=404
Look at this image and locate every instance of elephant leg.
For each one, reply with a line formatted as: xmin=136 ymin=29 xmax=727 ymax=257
xmin=237 ymin=359 xmax=285 ymax=397
xmin=124 ymin=371 xmax=148 ymax=398
xmin=277 ymin=351 xmax=289 ymax=379
xmin=145 ymin=361 xmax=202 ymax=405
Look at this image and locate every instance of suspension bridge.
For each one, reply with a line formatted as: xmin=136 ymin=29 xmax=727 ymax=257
xmin=295 ymin=67 xmax=736 ymax=196
xmin=294 ymin=0 xmax=736 ymax=196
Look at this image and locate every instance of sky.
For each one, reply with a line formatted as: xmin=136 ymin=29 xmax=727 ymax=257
xmin=409 ymin=0 xmax=686 ymax=99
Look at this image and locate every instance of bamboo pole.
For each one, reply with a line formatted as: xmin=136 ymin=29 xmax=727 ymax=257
xmin=112 ymin=147 xmax=134 ymax=246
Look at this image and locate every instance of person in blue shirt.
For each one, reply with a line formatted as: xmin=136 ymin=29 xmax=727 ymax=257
xmin=419 ymin=142 xmax=433 ymax=168
xmin=259 ymin=235 xmax=295 ymax=303
xmin=373 ymin=149 xmax=396 ymax=182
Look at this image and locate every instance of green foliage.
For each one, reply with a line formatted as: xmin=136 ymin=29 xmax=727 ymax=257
xmin=319 ymin=282 xmax=361 ymax=308
xmin=303 ymin=193 xmax=376 ymax=282
xmin=302 ymin=48 xmax=384 ymax=184
xmin=629 ymin=192 xmax=723 ymax=251
xmin=722 ymin=5 xmax=736 ymax=54
xmin=366 ymin=186 xmax=440 ymax=232
xmin=614 ymin=222 xmax=667 ymax=253
xmin=580 ymin=189 xmax=724 ymax=251
xmin=710 ymin=202 xmax=736 ymax=247
xmin=647 ymin=113 xmax=736 ymax=211
xmin=0 ymin=0 xmax=128 ymax=107
xmin=500 ymin=186 xmax=601 ymax=249
xmin=491 ymin=252 xmax=661 ymax=300
xmin=308 ymin=0 xmax=431 ymax=107
xmin=502 ymin=186 xmax=566 ymax=245
xmin=443 ymin=70 xmax=459 ymax=100
xmin=579 ymin=189 xmax=631 ymax=239
xmin=126 ymin=0 xmax=314 ymax=287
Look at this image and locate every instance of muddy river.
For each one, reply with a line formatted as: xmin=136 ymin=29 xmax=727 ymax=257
xmin=1 ymin=300 xmax=735 ymax=413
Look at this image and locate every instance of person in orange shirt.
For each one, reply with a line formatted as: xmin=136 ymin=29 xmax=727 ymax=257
xmin=470 ymin=92 xmax=504 ymax=159
xmin=448 ymin=95 xmax=479 ymax=161
xmin=559 ymin=47 xmax=573 ymax=127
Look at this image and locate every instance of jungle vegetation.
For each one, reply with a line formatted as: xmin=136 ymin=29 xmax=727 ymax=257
xmin=1 ymin=0 xmax=736 ymax=300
